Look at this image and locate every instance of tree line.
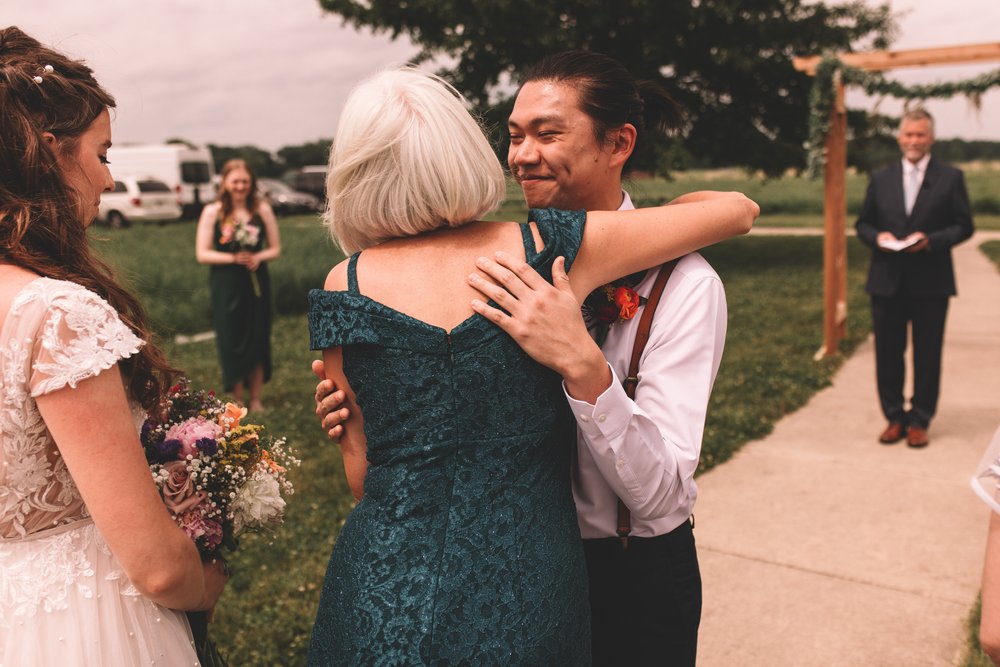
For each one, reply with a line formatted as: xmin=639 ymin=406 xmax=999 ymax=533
xmin=199 ymin=139 xmax=331 ymax=180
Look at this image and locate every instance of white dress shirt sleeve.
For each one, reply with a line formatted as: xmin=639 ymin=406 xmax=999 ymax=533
xmin=564 ymin=269 xmax=727 ymax=522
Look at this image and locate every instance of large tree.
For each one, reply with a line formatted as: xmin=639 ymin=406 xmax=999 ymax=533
xmin=317 ymin=0 xmax=895 ymax=175
xmin=276 ymin=139 xmax=334 ymax=172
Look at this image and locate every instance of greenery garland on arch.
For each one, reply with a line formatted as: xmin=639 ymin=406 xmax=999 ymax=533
xmin=805 ymin=54 xmax=1000 ymax=176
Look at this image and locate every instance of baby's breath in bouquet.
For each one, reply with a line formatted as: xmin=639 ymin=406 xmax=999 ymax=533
xmin=140 ymin=379 xmax=299 ymax=665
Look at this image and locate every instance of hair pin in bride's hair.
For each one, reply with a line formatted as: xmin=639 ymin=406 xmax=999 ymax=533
xmin=33 ymin=64 xmax=55 ymax=84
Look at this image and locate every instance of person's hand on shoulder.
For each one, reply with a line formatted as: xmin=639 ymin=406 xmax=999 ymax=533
xmin=468 ymin=254 xmax=612 ymax=403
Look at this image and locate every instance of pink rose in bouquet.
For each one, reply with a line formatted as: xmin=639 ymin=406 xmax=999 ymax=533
xmin=161 ymin=460 xmax=207 ymax=514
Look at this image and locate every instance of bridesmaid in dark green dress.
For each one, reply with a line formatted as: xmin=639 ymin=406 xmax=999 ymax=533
xmin=195 ymin=159 xmax=281 ymax=412
xmin=306 ymin=68 xmax=757 ymax=665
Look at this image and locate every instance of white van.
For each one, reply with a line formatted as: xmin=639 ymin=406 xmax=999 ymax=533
xmin=106 ymin=143 xmax=216 ymax=217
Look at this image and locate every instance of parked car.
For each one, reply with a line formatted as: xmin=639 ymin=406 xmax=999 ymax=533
xmin=106 ymin=143 xmax=216 ymax=218
xmin=97 ymin=176 xmax=182 ymax=228
xmin=289 ymin=165 xmax=328 ymax=201
xmin=258 ymin=178 xmax=322 ymax=215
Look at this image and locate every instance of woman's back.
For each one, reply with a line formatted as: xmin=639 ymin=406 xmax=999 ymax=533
xmin=307 ymin=211 xmax=592 ymax=665
xmin=324 ymin=219 xmax=541 ymax=332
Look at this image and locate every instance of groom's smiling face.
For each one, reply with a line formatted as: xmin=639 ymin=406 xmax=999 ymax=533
xmin=507 ymin=80 xmax=616 ymax=211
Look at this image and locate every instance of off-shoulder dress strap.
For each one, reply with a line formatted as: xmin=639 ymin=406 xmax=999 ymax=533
xmin=347 ymin=252 xmax=362 ymax=294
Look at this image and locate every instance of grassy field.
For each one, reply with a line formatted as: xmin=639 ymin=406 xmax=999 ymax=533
xmin=90 ymin=216 xmax=334 ymax=336
xmin=983 ymin=240 xmax=1000 ymax=270
xmin=90 ymin=203 xmax=875 ymax=663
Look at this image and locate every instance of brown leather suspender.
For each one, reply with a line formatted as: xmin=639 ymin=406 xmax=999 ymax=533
xmin=617 ymin=259 xmax=679 ymax=549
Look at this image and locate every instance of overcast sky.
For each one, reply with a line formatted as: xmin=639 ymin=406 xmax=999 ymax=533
xmin=4 ymin=0 xmax=999 ymax=151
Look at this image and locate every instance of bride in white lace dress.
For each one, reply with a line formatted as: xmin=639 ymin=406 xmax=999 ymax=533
xmin=0 ymin=27 xmax=227 ymax=665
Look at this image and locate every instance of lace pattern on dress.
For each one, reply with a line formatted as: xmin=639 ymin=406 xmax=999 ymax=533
xmin=0 ymin=521 xmax=141 ymax=629
xmin=1 ymin=278 xmax=142 ymax=540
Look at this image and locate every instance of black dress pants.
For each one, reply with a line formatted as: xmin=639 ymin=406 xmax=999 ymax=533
xmin=871 ymin=292 xmax=949 ymax=428
xmin=583 ymin=519 xmax=701 ymax=667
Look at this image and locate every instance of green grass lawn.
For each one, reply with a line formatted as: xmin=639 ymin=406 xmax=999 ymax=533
xmin=982 ymin=240 xmax=1000 ymax=270
xmin=964 ymin=596 xmax=992 ymax=667
xmin=91 ymin=218 xmax=874 ymax=665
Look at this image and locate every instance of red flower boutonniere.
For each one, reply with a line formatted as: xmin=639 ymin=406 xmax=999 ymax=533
xmin=583 ymin=279 xmax=648 ymax=327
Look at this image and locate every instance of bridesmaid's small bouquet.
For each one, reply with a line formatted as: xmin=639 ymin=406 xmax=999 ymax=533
xmin=140 ymin=379 xmax=299 ymax=665
xmin=233 ymin=219 xmax=263 ymax=297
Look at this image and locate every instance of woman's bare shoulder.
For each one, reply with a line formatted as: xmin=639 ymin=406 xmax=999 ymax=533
xmin=0 ymin=265 xmax=42 ymax=305
xmin=323 ymin=258 xmax=350 ymax=291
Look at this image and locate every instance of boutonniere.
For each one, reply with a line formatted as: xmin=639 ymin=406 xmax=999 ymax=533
xmin=583 ymin=279 xmax=647 ymax=327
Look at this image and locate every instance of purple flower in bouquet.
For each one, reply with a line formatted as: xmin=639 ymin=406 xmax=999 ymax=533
xmin=155 ymin=438 xmax=182 ymax=461
xmin=195 ymin=437 xmax=219 ymax=457
xmin=165 ymin=417 xmax=224 ymax=459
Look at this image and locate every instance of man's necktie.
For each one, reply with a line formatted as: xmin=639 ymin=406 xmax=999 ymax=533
xmin=905 ymin=168 xmax=920 ymax=216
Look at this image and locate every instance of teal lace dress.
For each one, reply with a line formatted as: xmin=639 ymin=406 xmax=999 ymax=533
xmin=306 ymin=209 xmax=591 ymax=666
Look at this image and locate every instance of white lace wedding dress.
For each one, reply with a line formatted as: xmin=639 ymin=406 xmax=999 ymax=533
xmin=0 ymin=278 xmax=200 ymax=666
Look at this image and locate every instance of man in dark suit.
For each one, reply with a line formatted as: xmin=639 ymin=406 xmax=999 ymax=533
xmin=855 ymin=107 xmax=974 ymax=448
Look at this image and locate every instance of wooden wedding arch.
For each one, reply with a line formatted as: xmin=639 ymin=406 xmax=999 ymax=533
xmin=793 ymin=42 xmax=1000 ymax=359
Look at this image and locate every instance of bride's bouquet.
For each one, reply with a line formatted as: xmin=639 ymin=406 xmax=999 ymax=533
xmin=140 ymin=380 xmax=299 ymax=665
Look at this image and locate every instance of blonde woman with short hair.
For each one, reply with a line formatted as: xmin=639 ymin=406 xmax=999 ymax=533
xmin=306 ymin=67 xmax=758 ymax=665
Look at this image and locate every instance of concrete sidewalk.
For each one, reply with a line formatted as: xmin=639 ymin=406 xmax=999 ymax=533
xmin=696 ymin=232 xmax=1000 ymax=666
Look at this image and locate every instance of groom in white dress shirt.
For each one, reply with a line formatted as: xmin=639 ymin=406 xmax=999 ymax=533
xmin=500 ymin=50 xmax=724 ymax=667
xmin=314 ymin=51 xmax=725 ymax=666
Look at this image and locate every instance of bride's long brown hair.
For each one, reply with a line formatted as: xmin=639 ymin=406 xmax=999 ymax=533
xmin=0 ymin=26 xmax=177 ymax=411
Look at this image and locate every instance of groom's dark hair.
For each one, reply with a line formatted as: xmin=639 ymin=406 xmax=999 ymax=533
xmin=521 ymin=50 xmax=683 ymax=162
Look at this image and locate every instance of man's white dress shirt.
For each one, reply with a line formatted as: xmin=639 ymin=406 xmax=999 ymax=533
xmin=903 ymin=154 xmax=930 ymax=216
xmin=566 ymin=192 xmax=728 ymax=539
